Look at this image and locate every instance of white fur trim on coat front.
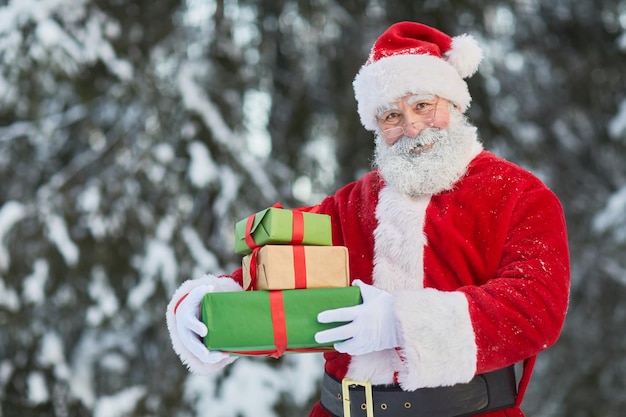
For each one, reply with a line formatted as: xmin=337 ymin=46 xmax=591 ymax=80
xmin=165 ymin=274 xmax=242 ymax=375
xmin=347 ymin=349 xmax=404 ymax=385
xmin=347 ymin=186 xmax=477 ymax=389
xmin=347 ymin=187 xmax=431 ymax=384
xmin=372 ymin=187 xmax=430 ymax=292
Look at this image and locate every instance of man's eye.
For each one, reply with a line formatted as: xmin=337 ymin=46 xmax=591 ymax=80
xmin=385 ymin=113 xmax=400 ymax=123
xmin=414 ymin=102 xmax=436 ymax=114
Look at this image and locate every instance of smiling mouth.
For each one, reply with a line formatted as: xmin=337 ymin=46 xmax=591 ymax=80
xmin=410 ymin=142 xmax=435 ymax=155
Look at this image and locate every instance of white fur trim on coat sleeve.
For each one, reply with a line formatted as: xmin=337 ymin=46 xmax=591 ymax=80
xmin=165 ymin=274 xmax=242 ymax=375
xmin=393 ymin=288 xmax=477 ymax=390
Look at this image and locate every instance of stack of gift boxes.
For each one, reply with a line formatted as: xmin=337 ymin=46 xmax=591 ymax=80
xmin=200 ymin=206 xmax=362 ymax=358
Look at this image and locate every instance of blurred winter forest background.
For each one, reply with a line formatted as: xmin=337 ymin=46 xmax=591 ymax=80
xmin=0 ymin=0 xmax=625 ymax=416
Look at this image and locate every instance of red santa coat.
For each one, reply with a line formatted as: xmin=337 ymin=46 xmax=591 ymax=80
xmin=166 ymin=150 xmax=570 ymax=417
xmin=300 ymin=150 xmax=570 ymax=417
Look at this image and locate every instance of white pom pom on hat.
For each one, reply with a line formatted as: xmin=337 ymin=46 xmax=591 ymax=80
xmin=353 ymin=21 xmax=483 ymax=131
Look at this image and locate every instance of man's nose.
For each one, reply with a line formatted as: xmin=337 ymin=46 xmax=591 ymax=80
xmin=403 ymin=121 xmax=422 ymax=137
xmin=403 ymin=118 xmax=432 ymax=137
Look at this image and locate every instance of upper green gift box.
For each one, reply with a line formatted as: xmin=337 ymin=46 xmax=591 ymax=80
xmin=234 ymin=207 xmax=332 ymax=255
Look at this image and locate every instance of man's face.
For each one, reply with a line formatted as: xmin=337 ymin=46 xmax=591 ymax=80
xmin=377 ymin=94 xmax=452 ymax=146
xmin=373 ymin=96 xmax=479 ymax=197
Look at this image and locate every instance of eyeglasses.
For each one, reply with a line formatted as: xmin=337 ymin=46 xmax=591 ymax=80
xmin=378 ymin=97 xmax=438 ymax=141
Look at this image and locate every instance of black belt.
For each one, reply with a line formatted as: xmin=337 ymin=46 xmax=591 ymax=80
xmin=320 ymin=366 xmax=517 ymax=417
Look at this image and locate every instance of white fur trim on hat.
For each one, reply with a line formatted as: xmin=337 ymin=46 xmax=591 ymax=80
xmin=353 ymin=53 xmax=472 ymax=131
xmin=446 ymin=34 xmax=483 ymax=78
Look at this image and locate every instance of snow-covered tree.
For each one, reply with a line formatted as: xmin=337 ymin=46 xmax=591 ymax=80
xmin=0 ymin=0 xmax=624 ymax=416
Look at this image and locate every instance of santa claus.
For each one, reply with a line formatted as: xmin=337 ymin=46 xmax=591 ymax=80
xmin=166 ymin=22 xmax=570 ymax=417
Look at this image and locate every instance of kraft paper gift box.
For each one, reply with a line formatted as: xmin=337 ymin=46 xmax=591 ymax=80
xmin=234 ymin=207 xmax=332 ymax=255
xmin=200 ymin=286 xmax=362 ymax=357
xmin=242 ymin=245 xmax=350 ymax=290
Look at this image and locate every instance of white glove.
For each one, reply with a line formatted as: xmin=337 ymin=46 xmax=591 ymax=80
xmin=315 ymin=280 xmax=403 ymax=355
xmin=175 ymin=285 xmax=230 ymax=364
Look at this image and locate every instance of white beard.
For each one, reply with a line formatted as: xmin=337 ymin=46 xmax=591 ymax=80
xmin=373 ymin=110 xmax=482 ymax=197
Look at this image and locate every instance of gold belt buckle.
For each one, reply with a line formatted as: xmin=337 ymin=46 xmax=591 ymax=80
xmin=341 ymin=378 xmax=373 ymax=417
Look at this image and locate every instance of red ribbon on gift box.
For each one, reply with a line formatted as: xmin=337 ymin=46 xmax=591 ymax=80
xmin=292 ymin=245 xmax=307 ymax=289
xmin=227 ymin=289 xmax=334 ymax=358
xmin=269 ymin=290 xmax=287 ymax=358
xmin=246 ymin=245 xmax=308 ymax=290
xmin=243 ymin=205 xmax=305 ymax=251
xmin=238 ymin=204 xmax=315 ymax=356
xmin=290 ymin=210 xmax=305 ymax=245
xmin=244 ymin=215 xmax=257 ymax=251
xmin=245 ymin=208 xmax=308 ymax=290
xmin=247 ymin=248 xmax=259 ymax=290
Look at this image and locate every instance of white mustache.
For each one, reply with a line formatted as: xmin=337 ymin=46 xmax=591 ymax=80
xmin=388 ymin=128 xmax=444 ymax=155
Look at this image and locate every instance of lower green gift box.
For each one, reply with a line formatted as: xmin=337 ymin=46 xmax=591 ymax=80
xmin=201 ymin=286 xmax=362 ymax=357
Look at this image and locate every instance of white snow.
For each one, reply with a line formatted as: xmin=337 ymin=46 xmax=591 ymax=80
xmin=0 ymin=200 xmax=26 ymax=271
xmin=608 ymin=98 xmax=626 ymax=140
xmin=0 ymin=361 xmax=15 ymax=394
xmin=35 ymin=18 xmax=83 ymax=62
xmin=87 ymin=267 xmax=120 ymax=326
xmin=298 ymin=126 xmax=339 ymax=203
xmin=78 ymin=184 xmax=101 ymax=212
xmin=128 ymin=238 xmax=178 ymax=310
xmin=38 ymin=332 xmax=66 ymax=367
xmin=127 ymin=215 xmax=180 ymax=308
xmin=38 ymin=331 xmax=71 ymax=381
xmin=27 ymin=371 xmax=49 ymax=404
xmin=243 ymin=89 xmax=273 ymax=159
xmin=177 ymin=61 xmax=279 ymax=201
xmin=181 ymin=226 xmax=221 ymax=274
xmin=592 ymin=185 xmax=626 ymax=242
xmin=77 ymin=184 xmax=110 ymax=239
xmin=177 ymin=61 xmax=243 ymax=149
xmin=67 ymin=329 xmax=139 ymax=410
xmin=152 ymin=142 xmax=175 ymax=164
xmin=22 ymin=259 xmax=49 ymax=305
xmin=184 ymin=354 xmax=324 ymax=417
xmin=187 ymin=141 xmax=219 ymax=188
xmin=293 ymin=176 xmax=314 ymax=202
xmin=93 ymin=386 xmax=147 ymax=417
xmin=183 ymin=0 xmax=218 ymax=28
xmin=212 ymin=164 xmax=242 ymax=219
xmin=617 ymin=31 xmax=626 ymax=51
xmin=45 ymin=213 xmax=80 ymax=267
xmin=0 ymin=0 xmax=132 ymax=84
xmin=0 ymin=279 xmax=20 ymax=311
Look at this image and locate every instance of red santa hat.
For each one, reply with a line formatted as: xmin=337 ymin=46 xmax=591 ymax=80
xmin=353 ymin=22 xmax=483 ymax=131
